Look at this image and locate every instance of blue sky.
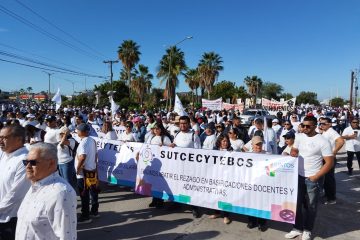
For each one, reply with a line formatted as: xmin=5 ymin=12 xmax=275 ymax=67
xmin=0 ymin=0 xmax=359 ymax=100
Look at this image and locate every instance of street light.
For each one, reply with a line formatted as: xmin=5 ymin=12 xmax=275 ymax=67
xmin=165 ymin=36 xmax=193 ymax=111
xmin=43 ymin=71 xmax=54 ymax=103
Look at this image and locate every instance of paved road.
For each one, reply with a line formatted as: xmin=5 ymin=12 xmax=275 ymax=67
xmin=78 ymin=153 xmax=360 ymax=240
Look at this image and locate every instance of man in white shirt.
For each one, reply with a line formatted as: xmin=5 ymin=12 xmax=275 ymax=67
xmin=75 ymin=123 xmax=99 ymax=224
xmin=285 ymin=116 xmax=334 ymax=240
xmin=44 ymin=115 xmax=59 ymax=145
xmin=170 ymin=116 xmax=201 ymax=217
xmin=0 ymin=125 xmax=29 ymax=240
xmin=16 ymin=142 xmax=77 ymax=240
xmin=342 ymin=119 xmax=360 ymax=175
xmin=319 ymin=117 xmax=344 ymax=204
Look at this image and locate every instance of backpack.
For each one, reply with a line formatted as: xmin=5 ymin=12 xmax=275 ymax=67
xmin=68 ymin=138 xmax=79 ymax=158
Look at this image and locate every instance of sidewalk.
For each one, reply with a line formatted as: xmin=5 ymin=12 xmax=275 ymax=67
xmin=78 ymin=153 xmax=360 ymax=240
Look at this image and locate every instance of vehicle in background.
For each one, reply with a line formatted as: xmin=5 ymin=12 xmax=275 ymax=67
xmin=240 ymin=109 xmax=275 ymax=127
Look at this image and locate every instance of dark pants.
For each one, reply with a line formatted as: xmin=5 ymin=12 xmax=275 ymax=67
xmin=324 ymin=158 xmax=336 ymax=201
xmin=294 ymin=176 xmax=320 ymax=232
xmin=0 ymin=218 xmax=17 ymax=240
xmin=77 ymin=178 xmax=99 ymax=217
xmin=346 ymin=151 xmax=360 ymax=171
xmin=213 ymin=210 xmax=229 ymax=218
xmin=248 ymin=216 xmax=266 ymax=226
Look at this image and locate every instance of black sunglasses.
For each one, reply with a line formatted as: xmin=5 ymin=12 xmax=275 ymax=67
xmin=302 ymin=124 xmax=314 ymax=129
xmin=22 ymin=159 xmax=38 ymax=166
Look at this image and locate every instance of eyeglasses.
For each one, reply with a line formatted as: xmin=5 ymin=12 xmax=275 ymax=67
xmin=302 ymin=124 xmax=314 ymax=129
xmin=22 ymin=159 xmax=39 ymax=166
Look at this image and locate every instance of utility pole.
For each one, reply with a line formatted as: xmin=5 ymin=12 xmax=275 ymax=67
xmin=350 ymin=71 xmax=354 ymax=109
xmin=103 ymin=60 xmax=119 ymax=91
xmin=43 ymin=71 xmax=54 ymax=103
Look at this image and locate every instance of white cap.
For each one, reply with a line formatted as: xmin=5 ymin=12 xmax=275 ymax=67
xmin=272 ymin=119 xmax=279 ymax=123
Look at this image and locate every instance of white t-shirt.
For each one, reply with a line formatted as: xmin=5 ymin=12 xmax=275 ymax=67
xmin=342 ymin=126 xmax=360 ymax=152
xmin=202 ymin=134 xmax=217 ymax=150
xmin=105 ymin=131 xmax=118 ymax=140
xmin=57 ymin=138 xmax=76 ymax=164
xmin=75 ymin=137 xmax=97 ymax=178
xmin=174 ymin=131 xmax=201 ymax=149
xmin=191 ymin=124 xmax=200 ymax=135
xmin=322 ymin=127 xmax=341 ymax=151
xmin=119 ymin=132 xmax=136 ymax=142
xmin=44 ymin=128 xmax=59 ymax=145
xmin=149 ymin=135 xmax=172 ymax=146
xmin=294 ymin=133 xmax=333 ymax=177
xmin=168 ymin=124 xmax=180 ymax=138
xmin=230 ymin=138 xmax=244 ymax=152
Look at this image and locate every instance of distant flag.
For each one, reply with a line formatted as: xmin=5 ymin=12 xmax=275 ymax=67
xmin=109 ymin=95 xmax=119 ymax=115
xmin=51 ymin=88 xmax=62 ymax=111
xmin=174 ymin=94 xmax=187 ymax=116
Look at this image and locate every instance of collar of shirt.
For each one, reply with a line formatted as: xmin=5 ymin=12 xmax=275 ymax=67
xmin=1 ymin=146 xmax=27 ymax=161
xmin=31 ymin=172 xmax=59 ymax=192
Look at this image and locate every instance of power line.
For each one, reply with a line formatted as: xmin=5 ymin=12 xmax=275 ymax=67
xmin=14 ymin=0 xmax=108 ymax=59
xmin=0 ymin=49 xmax=106 ymax=78
xmin=0 ymin=42 xmax=100 ymax=75
xmin=0 ymin=3 xmax=102 ymax=61
xmin=0 ymin=57 xmax=106 ymax=79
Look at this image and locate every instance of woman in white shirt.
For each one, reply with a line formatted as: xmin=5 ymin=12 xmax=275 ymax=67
xmin=101 ymin=121 xmax=117 ymax=140
xmin=120 ymin=121 xmax=136 ymax=142
xmin=57 ymin=126 xmax=77 ymax=189
xmin=228 ymin=128 xmax=244 ymax=152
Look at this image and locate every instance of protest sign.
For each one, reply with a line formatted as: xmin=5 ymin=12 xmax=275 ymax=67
xmin=262 ymin=98 xmax=296 ymax=115
xmin=202 ymin=98 xmax=223 ymax=111
xmin=136 ymin=145 xmax=298 ymax=223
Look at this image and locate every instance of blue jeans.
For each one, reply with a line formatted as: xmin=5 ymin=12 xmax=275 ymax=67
xmin=294 ymin=175 xmax=320 ymax=232
xmin=77 ymin=178 xmax=99 ymax=217
xmin=58 ymin=159 xmax=76 ymax=190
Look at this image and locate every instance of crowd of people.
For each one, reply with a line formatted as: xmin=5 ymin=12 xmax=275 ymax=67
xmin=0 ymin=102 xmax=357 ymax=240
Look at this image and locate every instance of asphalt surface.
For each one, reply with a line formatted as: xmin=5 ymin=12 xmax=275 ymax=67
xmin=77 ymin=151 xmax=360 ymax=240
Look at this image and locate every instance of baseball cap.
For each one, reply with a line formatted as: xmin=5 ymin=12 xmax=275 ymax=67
xmin=252 ymin=136 xmax=263 ymax=145
xmin=272 ymin=118 xmax=279 ymax=123
xmin=76 ymin=123 xmax=90 ymax=132
xmin=45 ymin=115 xmax=57 ymax=122
xmin=283 ymin=131 xmax=295 ymax=139
xmin=132 ymin=116 xmax=141 ymax=123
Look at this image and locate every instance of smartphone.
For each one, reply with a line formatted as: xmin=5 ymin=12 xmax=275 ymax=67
xmin=354 ymin=131 xmax=358 ymax=136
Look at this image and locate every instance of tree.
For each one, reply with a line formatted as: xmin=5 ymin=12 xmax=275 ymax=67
xmin=93 ymin=80 xmax=130 ymax=107
xmin=26 ymin=87 xmax=33 ymax=94
xmin=143 ymin=88 xmax=166 ymax=109
xmin=330 ymin=97 xmax=345 ymax=107
xmin=117 ymin=40 xmax=141 ymax=95
xmin=236 ymin=86 xmax=251 ymax=103
xmin=210 ymin=80 xmax=237 ymax=101
xmin=296 ymin=91 xmax=319 ymax=105
xmin=198 ymin=52 xmax=224 ymax=99
xmin=131 ymin=64 xmax=153 ymax=106
xmin=244 ymin=76 xmax=263 ymax=107
xmin=184 ymin=68 xmax=200 ymax=105
xmin=279 ymin=92 xmax=294 ymax=100
xmin=157 ymin=46 xmax=187 ymax=109
xmin=261 ymin=82 xmax=283 ymax=100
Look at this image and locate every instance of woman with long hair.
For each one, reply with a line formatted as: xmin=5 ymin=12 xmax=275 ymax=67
xmin=227 ymin=127 xmax=244 ymax=152
xmin=101 ymin=121 xmax=117 ymax=140
xmin=208 ymin=133 xmax=232 ymax=224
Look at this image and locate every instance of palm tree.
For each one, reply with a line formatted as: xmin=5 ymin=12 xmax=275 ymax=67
xmin=131 ymin=64 xmax=153 ymax=106
xmin=117 ymin=40 xmax=141 ymax=96
xmin=244 ymin=75 xmax=263 ymax=107
xmin=184 ymin=68 xmax=200 ymax=105
xmin=198 ymin=52 xmax=223 ymax=99
xmin=157 ymin=46 xmax=187 ymax=110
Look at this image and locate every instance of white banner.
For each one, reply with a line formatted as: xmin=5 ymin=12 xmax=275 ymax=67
xmin=113 ymin=125 xmax=126 ymax=140
xmin=91 ymin=125 xmax=106 ymax=138
xmin=136 ymin=145 xmax=298 ymax=223
xmin=94 ymin=137 xmax=142 ymax=187
xmin=202 ymin=98 xmax=223 ymax=111
xmin=262 ymin=97 xmax=296 ymax=115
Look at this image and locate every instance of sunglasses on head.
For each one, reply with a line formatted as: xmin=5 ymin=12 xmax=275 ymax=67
xmin=22 ymin=159 xmax=38 ymax=166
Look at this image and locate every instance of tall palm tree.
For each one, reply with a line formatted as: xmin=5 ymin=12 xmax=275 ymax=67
xmin=157 ymin=46 xmax=187 ymax=110
xmin=184 ymin=68 xmax=200 ymax=105
xmin=244 ymin=75 xmax=263 ymax=107
xmin=198 ymin=52 xmax=223 ymax=99
xmin=131 ymin=64 xmax=153 ymax=106
xmin=117 ymin=40 xmax=141 ymax=96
